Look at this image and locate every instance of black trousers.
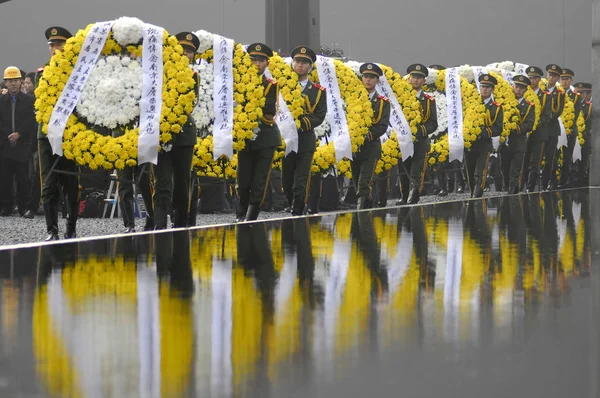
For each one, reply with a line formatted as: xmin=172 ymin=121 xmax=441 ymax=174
xmin=541 ymin=136 xmax=558 ymax=188
xmin=117 ymin=164 xmax=153 ymax=229
xmin=522 ymin=140 xmax=545 ymax=191
xmin=152 ymin=146 xmax=193 ymax=229
xmin=282 ymin=151 xmax=314 ymax=214
xmin=501 ymin=149 xmax=525 ymax=193
xmin=237 ymin=147 xmax=276 ymax=214
xmin=39 ymin=138 xmax=79 ymax=228
xmin=1 ymin=158 xmax=30 ymax=214
xmin=560 ymin=132 xmax=577 ymax=184
xmin=398 ymin=145 xmax=428 ymax=201
xmin=464 ymin=150 xmax=490 ymax=194
xmin=27 ymin=151 xmax=41 ymax=213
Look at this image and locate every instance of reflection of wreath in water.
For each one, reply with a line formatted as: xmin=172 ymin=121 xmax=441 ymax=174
xmin=35 ymin=17 xmax=196 ymax=170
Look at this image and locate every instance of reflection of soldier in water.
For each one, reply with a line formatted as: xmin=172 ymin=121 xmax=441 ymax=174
xmin=155 ymin=230 xmax=194 ymax=297
xmin=352 ymin=212 xmax=387 ymax=299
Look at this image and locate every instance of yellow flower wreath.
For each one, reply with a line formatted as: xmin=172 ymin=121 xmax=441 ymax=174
xmin=488 ymin=72 xmax=520 ymax=144
xmin=35 ymin=24 xmax=196 ymax=170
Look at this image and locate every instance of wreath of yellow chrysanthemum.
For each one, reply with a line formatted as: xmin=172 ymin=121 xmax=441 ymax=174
xmin=375 ymin=133 xmax=400 ymax=175
xmin=309 ymin=59 xmax=373 ymax=154
xmin=269 ymin=53 xmax=304 ymax=127
xmin=576 ymin=113 xmax=586 ymax=146
xmin=197 ymin=42 xmax=265 ymax=152
xmin=523 ymin=87 xmax=541 ymax=132
xmin=311 ymin=142 xmax=336 ymax=174
xmin=433 ymin=71 xmax=486 ymax=149
xmin=193 ymin=136 xmax=237 ymax=179
xmin=428 ymin=136 xmax=450 ymax=167
xmin=35 ymin=24 xmax=195 ymax=170
xmin=488 ymin=72 xmax=519 ymax=144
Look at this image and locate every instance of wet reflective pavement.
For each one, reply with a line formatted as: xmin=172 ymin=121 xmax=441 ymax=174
xmin=0 ymin=189 xmax=599 ymax=397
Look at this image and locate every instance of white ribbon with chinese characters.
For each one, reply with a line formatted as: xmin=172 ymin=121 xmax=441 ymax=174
xmin=472 ymin=66 xmax=485 ymax=91
xmin=137 ymin=24 xmax=164 ymax=165
xmin=264 ymin=67 xmax=298 ymax=155
xmin=556 ymin=117 xmax=568 ymax=148
xmin=515 ymin=63 xmax=529 ymax=75
xmin=315 ymin=56 xmax=352 ymax=162
xmin=501 ymin=70 xmax=515 ymax=85
xmin=376 ymin=65 xmax=414 ymax=160
xmin=572 ymin=136 xmax=582 ymax=162
xmin=47 ymin=20 xmax=114 ymax=156
xmin=446 ymin=68 xmax=464 ymax=162
xmin=212 ymin=35 xmax=235 ymax=160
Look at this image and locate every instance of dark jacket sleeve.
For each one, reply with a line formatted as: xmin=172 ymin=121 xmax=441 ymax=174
xmin=419 ymin=96 xmax=438 ymax=138
xmin=17 ymin=95 xmax=37 ymax=140
xmin=260 ymin=80 xmax=278 ymax=126
xmin=517 ymin=103 xmax=535 ymax=135
xmin=538 ymin=93 xmax=551 ymax=128
xmin=368 ymin=98 xmax=390 ymax=141
xmin=299 ymin=89 xmax=327 ymax=132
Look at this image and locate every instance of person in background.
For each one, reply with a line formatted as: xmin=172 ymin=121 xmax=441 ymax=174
xmin=0 ymin=67 xmax=36 ymax=217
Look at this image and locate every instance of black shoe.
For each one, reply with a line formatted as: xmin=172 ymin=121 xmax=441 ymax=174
xmin=0 ymin=209 xmax=10 ymax=217
xmin=283 ymin=207 xmax=292 ymax=213
xmin=45 ymin=233 xmax=59 ymax=241
xmin=473 ymin=186 xmax=484 ymax=198
xmin=456 ymin=185 xmax=465 ymax=194
xmin=437 ymin=188 xmax=448 ymax=197
xmin=245 ymin=205 xmax=260 ymax=221
xmin=143 ymin=217 xmax=154 ymax=231
xmin=547 ymin=182 xmax=556 ymax=191
xmin=23 ymin=210 xmax=35 ymax=219
xmin=395 ymin=199 xmax=407 ymax=206
xmin=291 ymin=212 xmax=303 ymax=217
xmin=123 ymin=227 xmax=136 ymax=233
xmin=407 ymin=188 xmax=419 ymax=204
xmin=64 ymin=230 xmax=77 ymax=239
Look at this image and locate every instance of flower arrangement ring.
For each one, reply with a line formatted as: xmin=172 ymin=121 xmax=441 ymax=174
xmin=35 ymin=17 xmax=197 ymax=170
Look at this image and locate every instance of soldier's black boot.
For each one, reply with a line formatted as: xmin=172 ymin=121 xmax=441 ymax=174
xmin=407 ymin=184 xmax=420 ymax=204
xmin=143 ymin=216 xmax=154 ymax=231
xmin=245 ymin=204 xmax=260 ymax=221
xmin=357 ymin=196 xmax=366 ymax=210
xmin=64 ymin=200 xmax=79 ymax=239
xmin=235 ymin=205 xmax=247 ymax=223
xmin=120 ymin=196 xmax=136 ymax=233
xmin=437 ymin=169 xmax=447 ymax=197
xmin=43 ymin=202 xmax=59 ymax=241
xmin=473 ymin=185 xmax=484 ymax=198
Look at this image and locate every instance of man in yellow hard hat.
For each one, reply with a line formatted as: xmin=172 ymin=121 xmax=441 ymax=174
xmin=0 ymin=67 xmax=36 ymax=217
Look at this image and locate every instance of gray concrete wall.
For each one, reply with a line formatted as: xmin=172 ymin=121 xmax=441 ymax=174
xmin=0 ymin=0 xmax=592 ymax=80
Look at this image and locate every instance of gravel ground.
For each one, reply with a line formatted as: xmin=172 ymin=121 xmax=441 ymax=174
xmin=0 ymin=190 xmax=509 ymax=247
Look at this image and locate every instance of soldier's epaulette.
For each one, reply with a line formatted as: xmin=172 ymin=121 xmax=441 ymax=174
xmin=493 ymin=101 xmax=502 ymax=107
xmin=525 ymin=100 xmax=533 ymax=106
xmin=423 ymin=93 xmax=434 ymax=101
xmin=36 ymin=67 xmax=45 ymax=73
xmin=543 ymin=90 xmax=550 ymax=95
xmin=266 ymin=77 xmax=277 ymax=84
xmin=378 ymin=95 xmax=390 ymax=102
xmin=313 ymin=83 xmax=326 ymax=91
xmin=586 ymin=101 xmax=592 ymax=105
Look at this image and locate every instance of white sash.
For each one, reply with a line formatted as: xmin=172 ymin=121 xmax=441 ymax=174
xmin=515 ymin=63 xmax=529 ymax=75
xmin=556 ymin=117 xmax=568 ymax=148
xmin=137 ymin=24 xmax=165 ymax=165
xmin=315 ymin=56 xmax=353 ymax=162
xmin=446 ymin=68 xmax=464 ymax=162
xmin=376 ymin=65 xmax=414 ymax=160
xmin=443 ymin=218 xmax=463 ymax=340
xmin=572 ymin=136 xmax=582 ymax=162
xmin=264 ymin=67 xmax=298 ymax=155
xmin=47 ymin=20 xmax=114 ymax=156
xmin=212 ymin=35 xmax=235 ymax=160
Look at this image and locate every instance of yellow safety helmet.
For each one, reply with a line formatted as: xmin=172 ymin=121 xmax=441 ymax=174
xmin=4 ymin=66 xmax=22 ymax=80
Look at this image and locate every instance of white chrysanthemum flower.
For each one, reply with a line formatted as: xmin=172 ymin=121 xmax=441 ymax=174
xmin=112 ymin=17 xmax=144 ymax=46
xmin=459 ymin=65 xmax=475 ymax=83
xmin=191 ymin=63 xmax=215 ymax=132
xmin=426 ymin=69 xmax=438 ymax=85
xmin=498 ymin=61 xmax=515 ymax=71
xmin=77 ymin=55 xmax=143 ymax=129
xmin=314 ymin=116 xmax=331 ymax=139
xmin=345 ymin=60 xmax=361 ymax=76
xmin=430 ymin=91 xmax=448 ymax=137
xmin=194 ymin=30 xmax=214 ymax=54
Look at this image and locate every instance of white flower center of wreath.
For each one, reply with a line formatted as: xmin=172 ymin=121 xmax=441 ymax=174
xmin=191 ymin=62 xmax=215 ymax=133
xmin=77 ymin=55 xmax=142 ymax=129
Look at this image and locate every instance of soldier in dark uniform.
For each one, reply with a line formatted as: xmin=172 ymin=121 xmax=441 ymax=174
xmin=152 ymin=32 xmax=199 ymax=229
xmin=500 ymin=75 xmax=535 ymax=194
xmin=235 ymin=43 xmax=281 ymax=222
xmin=558 ymin=68 xmax=582 ymax=186
xmin=540 ymin=64 xmax=566 ymax=191
xmin=464 ymin=74 xmax=503 ymax=198
xmin=522 ymin=66 xmax=552 ymax=192
xmin=282 ymin=46 xmax=327 ymax=216
xmin=352 ymin=63 xmax=390 ymax=210
xmin=397 ymin=64 xmax=437 ymax=205
xmin=574 ymin=82 xmax=592 ymax=178
xmin=37 ymin=26 xmax=80 ymax=241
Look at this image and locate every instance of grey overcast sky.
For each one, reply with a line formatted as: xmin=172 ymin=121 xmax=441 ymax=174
xmin=0 ymin=0 xmax=592 ymax=81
